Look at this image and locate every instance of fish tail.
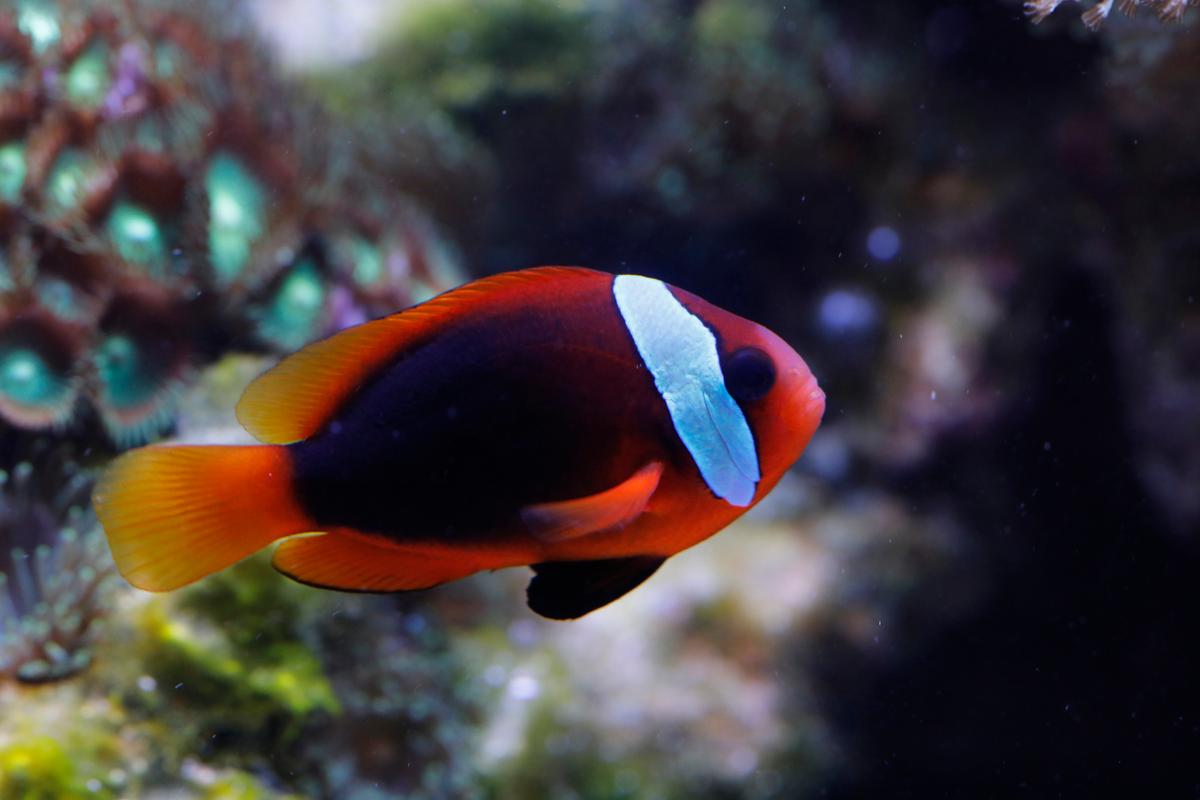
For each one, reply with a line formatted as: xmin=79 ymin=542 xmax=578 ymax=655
xmin=93 ymin=444 xmax=313 ymax=591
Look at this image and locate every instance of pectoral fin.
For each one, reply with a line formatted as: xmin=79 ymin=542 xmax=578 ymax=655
xmin=521 ymin=461 xmax=663 ymax=542
xmin=526 ymin=556 xmax=667 ymax=620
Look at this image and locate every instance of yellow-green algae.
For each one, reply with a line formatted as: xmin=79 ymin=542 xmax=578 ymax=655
xmin=0 ymin=734 xmax=86 ymax=800
xmin=136 ymin=561 xmax=339 ymax=726
xmin=361 ymin=0 xmax=594 ymax=109
xmin=199 ymin=771 xmax=302 ymax=800
xmin=0 ymin=678 xmax=300 ymax=799
xmin=0 ymin=685 xmax=129 ymax=800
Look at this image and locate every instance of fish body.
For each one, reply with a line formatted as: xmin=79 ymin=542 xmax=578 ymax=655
xmin=95 ymin=268 xmax=825 ymax=618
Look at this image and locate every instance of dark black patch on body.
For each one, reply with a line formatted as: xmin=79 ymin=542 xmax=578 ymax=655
xmin=289 ymin=298 xmax=681 ymax=542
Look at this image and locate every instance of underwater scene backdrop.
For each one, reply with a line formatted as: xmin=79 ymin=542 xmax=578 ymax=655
xmin=1 ymin=0 xmax=1198 ymax=796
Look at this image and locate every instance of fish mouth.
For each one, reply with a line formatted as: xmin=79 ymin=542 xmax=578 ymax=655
xmin=804 ymin=380 xmax=827 ymax=422
xmin=789 ymin=364 xmax=826 ymax=422
xmin=781 ymin=367 xmax=825 ymax=458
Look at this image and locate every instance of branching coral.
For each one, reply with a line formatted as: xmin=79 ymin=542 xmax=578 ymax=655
xmin=1024 ymin=0 xmax=1198 ymax=28
xmin=0 ymin=438 xmax=116 ymax=683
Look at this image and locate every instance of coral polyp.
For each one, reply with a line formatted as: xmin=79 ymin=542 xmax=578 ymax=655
xmin=1024 ymin=0 xmax=1198 ymax=27
xmin=0 ymin=443 xmax=116 ymax=684
xmin=0 ymin=0 xmax=465 ymax=447
xmin=90 ymin=288 xmax=190 ymax=445
xmin=0 ymin=308 xmax=80 ymax=429
xmin=248 ymin=252 xmax=327 ymax=351
xmin=204 ymin=151 xmax=267 ymax=288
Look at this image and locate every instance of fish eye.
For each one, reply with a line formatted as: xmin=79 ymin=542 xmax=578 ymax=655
xmin=723 ymin=347 xmax=776 ymax=403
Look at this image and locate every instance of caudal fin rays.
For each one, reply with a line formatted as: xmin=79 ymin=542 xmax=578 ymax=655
xmin=93 ymin=445 xmax=312 ymax=591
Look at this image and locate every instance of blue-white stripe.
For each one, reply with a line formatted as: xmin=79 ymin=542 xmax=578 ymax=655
xmin=613 ymin=274 xmax=760 ymax=507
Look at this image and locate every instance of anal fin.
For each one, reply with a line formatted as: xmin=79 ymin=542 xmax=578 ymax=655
xmin=273 ymin=530 xmax=476 ymax=593
xmin=526 ymin=556 xmax=667 ymax=620
xmin=521 ymin=461 xmax=662 ymax=542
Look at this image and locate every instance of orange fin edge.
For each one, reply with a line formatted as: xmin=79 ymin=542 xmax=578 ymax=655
xmin=272 ymin=530 xmax=480 ymax=593
xmin=93 ymin=445 xmax=311 ymax=591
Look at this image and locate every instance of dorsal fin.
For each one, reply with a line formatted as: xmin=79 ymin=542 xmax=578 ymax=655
xmin=236 ymin=266 xmax=605 ymax=444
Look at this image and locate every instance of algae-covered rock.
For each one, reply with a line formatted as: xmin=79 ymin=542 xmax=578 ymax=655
xmin=134 ymin=591 xmax=338 ymax=722
xmin=296 ymin=593 xmax=490 ymax=799
xmin=123 ymin=560 xmax=339 ymax=780
xmin=471 ymin=516 xmax=844 ymax=799
xmin=0 ymin=734 xmax=88 ymax=800
xmin=0 ymin=679 xmax=147 ymax=799
xmin=346 ymin=0 xmax=594 ymax=111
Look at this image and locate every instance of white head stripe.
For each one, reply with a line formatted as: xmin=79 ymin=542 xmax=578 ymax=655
xmin=613 ymin=274 xmax=760 ymax=506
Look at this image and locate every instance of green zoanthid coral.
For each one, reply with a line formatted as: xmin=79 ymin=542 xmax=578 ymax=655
xmin=0 ymin=0 xmax=464 ymax=448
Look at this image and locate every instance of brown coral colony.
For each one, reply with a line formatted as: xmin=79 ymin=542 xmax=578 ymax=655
xmin=0 ymin=0 xmax=461 ymax=447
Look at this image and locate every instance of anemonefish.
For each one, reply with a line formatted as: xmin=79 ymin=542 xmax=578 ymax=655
xmin=93 ymin=268 xmax=825 ymax=619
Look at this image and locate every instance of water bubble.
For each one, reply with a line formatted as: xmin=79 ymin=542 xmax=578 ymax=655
xmin=867 ymin=225 xmax=901 ymax=261
xmin=818 ymin=288 xmax=878 ymax=339
xmin=483 ymin=664 xmax=507 ymax=687
xmin=508 ymin=673 xmax=540 ymax=701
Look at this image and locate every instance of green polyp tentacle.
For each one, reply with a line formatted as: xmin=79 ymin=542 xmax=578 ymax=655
xmin=255 ymin=258 xmax=327 ymax=351
xmin=46 ymin=149 xmax=95 ymax=212
xmin=0 ymin=61 xmax=22 ymax=92
xmin=106 ymin=201 xmax=167 ymax=273
xmin=35 ymin=277 xmax=87 ymax=323
xmin=94 ymin=332 xmax=158 ymax=412
xmin=65 ymin=42 xmax=111 ymax=109
xmin=0 ymin=141 xmax=27 ymax=202
xmin=153 ymin=42 xmax=186 ymax=80
xmin=206 ymin=152 xmax=266 ymax=287
xmin=349 ymin=236 xmax=384 ymax=287
xmin=93 ymin=330 xmax=181 ymax=445
xmin=16 ymin=0 xmax=60 ymax=54
xmin=0 ymin=344 xmax=69 ymax=409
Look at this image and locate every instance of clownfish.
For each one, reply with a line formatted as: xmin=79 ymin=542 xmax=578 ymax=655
xmin=94 ymin=268 xmax=824 ymax=619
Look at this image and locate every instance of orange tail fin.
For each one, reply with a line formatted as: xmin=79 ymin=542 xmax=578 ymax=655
xmin=93 ymin=445 xmax=314 ymax=591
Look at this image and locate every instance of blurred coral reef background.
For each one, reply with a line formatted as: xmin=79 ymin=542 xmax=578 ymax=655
xmin=2 ymin=0 xmax=1199 ymax=797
